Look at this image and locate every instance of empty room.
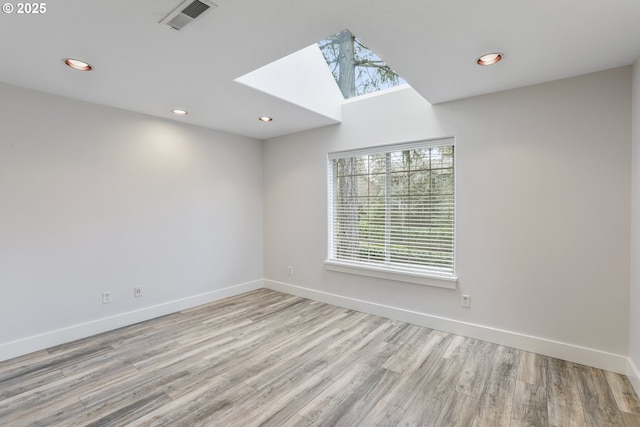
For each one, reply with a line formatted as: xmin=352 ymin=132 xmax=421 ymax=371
xmin=1 ymin=0 xmax=640 ymax=425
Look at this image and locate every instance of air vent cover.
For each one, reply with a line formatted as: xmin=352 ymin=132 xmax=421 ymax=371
xmin=160 ymin=0 xmax=217 ymax=31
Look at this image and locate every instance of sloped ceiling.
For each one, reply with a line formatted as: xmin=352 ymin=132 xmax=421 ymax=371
xmin=0 ymin=0 xmax=639 ymax=139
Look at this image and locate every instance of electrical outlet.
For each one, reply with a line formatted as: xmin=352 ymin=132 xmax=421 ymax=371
xmin=102 ymin=291 xmax=112 ymax=304
xmin=461 ymin=294 xmax=470 ymax=308
xmin=134 ymin=287 xmax=142 ymax=298
xmin=287 ymin=266 xmax=293 ymax=276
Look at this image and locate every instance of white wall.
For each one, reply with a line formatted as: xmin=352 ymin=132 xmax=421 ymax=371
xmin=0 ymin=83 xmax=264 ymax=360
xmin=263 ymin=68 xmax=632 ymax=372
xmin=630 ymin=59 xmax=640 ymax=391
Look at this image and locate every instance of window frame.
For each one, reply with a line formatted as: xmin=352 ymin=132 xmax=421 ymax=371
xmin=325 ymin=137 xmax=457 ymax=289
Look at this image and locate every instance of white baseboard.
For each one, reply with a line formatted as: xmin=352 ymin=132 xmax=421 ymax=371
xmin=4 ymin=277 xmax=634 ymax=382
xmin=265 ymin=279 xmax=629 ymax=375
xmin=0 ymin=279 xmax=263 ymax=363
xmin=629 ymin=358 xmax=640 ymax=396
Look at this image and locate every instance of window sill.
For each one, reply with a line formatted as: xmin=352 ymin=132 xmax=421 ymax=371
xmin=324 ymin=260 xmax=457 ymax=289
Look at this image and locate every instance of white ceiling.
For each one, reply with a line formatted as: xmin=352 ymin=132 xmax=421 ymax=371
xmin=1 ymin=0 xmax=639 ymax=140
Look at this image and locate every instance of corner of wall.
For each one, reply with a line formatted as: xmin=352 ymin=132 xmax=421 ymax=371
xmin=629 ymin=357 xmax=640 ymax=397
xmin=630 ymin=56 xmax=640 ymax=396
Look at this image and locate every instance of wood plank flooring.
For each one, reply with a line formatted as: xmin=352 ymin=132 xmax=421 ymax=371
xmin=1 ymin=288 xmax=639 ymax=426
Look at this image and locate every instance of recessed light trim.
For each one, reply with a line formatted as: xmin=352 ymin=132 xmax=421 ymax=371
xmin=476 ymin=53 xmax=503 ymax=66
xmin=171 ymin=109 xmax=188 ymax=116
xmin=258 ymin=116 xmax=273 ymax=122
xmin=63 ymin=58 xmax=93 ymax=71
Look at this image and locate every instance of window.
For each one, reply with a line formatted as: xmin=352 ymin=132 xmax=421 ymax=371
xmin=326 ymin=138 xmax=456 ymax=288
xmin=318 ymin=29 xmax=407 ymax=99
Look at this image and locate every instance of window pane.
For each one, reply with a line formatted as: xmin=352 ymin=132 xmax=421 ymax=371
xmin=391 ymin=171 xmax=409 ymax=196
xmin=318 ymin=29 xmax=407 ymax=99
xmin=390 ymin=151 xmax=408 ymax=172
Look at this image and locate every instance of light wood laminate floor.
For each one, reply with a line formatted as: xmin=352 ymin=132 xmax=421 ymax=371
xmin=1 ymin=289 xmax=639 ymax=426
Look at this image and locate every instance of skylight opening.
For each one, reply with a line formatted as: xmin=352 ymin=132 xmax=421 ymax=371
xmin=318 ymin=30 xmax=407 ymax=99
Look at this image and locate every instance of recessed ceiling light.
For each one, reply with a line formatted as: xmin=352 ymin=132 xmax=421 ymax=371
xmin=171 ymin=109 xmax=188 ymax=116
xmin=476 ymin=53 xmax=503 ymax=66
xmin=258 ymin=116 xmax=273 ymax=122
xmin=63 ymin=58 xmax=93 ymax=71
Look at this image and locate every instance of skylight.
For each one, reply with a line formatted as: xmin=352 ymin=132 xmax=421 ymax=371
xmin=318 ymin=30 xmax=407 ymax=99
xmin=234 ymin=29 xmax=411 ymax=127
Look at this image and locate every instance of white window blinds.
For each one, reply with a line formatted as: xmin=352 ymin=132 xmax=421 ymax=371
xmin=328 ymin=138 xmax=455 ymax=278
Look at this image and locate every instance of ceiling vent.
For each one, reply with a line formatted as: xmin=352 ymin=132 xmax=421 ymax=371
xmin=160 ymin=0 xmax=217 ymax=31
